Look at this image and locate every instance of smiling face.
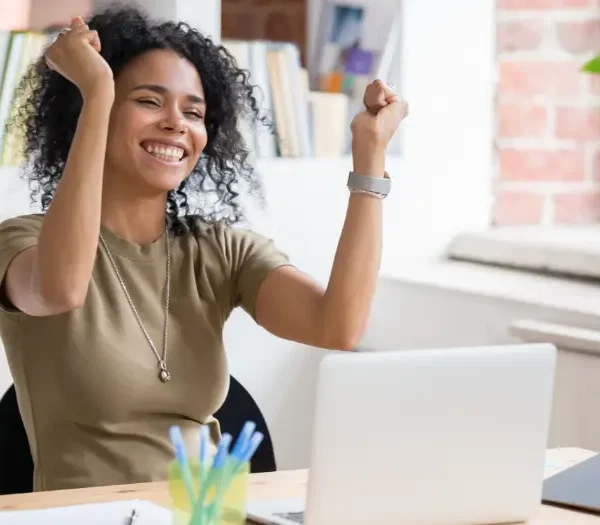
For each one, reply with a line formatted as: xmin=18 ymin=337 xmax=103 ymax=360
xmin=104 ymin=48 xmax=208 ymax=195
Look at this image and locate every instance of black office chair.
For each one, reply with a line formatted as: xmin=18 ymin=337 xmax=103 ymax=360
xmin=214 ymin=375 xmax=277 ymax=473
xmin=0 ymin=384 xmax=34 ymax=494
xmin=0 ymin=375 xmax=275 ymax=494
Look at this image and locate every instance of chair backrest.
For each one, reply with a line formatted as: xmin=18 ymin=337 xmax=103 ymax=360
xmin=0 ymin=385 xmax=33 ymax=495
xmin=214 ymin=375 xmax=277 ymax=473
xmin=0 ymin=375 xmax=275 ymax=495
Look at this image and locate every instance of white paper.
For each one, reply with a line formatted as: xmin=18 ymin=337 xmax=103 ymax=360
xmin=0 ymin=499 xmax=171 ymax=525
xmin=246 ymin=497 xmax=306 ymax=525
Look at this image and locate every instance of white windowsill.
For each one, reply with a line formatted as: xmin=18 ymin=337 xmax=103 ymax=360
xmin=509 ymin=319 xmax=600 ymax=356
xmin=387 ymin=260 xmax=600 ymax=317
xmin=447 ymin=227 xmax=600 ymax=281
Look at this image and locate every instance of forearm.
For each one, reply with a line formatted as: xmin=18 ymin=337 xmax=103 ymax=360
xmin=35 ymin=88 xmax=114 ymax=308
xmin=322 ymin=146 xmax=386 ymax=350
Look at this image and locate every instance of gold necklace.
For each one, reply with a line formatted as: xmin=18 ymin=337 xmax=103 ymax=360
xmin=99 ymin=227 xmax=172 ymax=382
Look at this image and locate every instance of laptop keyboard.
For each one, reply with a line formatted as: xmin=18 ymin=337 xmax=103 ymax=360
xmin=274 ymin=511 xmax=305 ymax=524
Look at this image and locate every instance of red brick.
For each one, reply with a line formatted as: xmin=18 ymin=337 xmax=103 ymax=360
xmin=264 ymin=6 xmax=306 ymax=61
xmin=497 ymin=20 xmax=544 ymax=53
xmin=557 ymin=20 xmax=600 ymax=54
xmin=555 ymin=107 xmax=600 ymax=139
xmin=499 ymin=61 xmax=582 ymax=97
xmin=499 ymin=148 xmax=585 ymax=181
xmin=221 ymin=0 xmax=307 ymax=60
xmin=553 ymin=191 xmax=600 ymax=223
xmin=248 ymin=0 xmax=305 ymax=3
xmin=592 ymin=150 xmax=600 ymax=180
xmin=221 ymin=6 xmax=265 ymax=40
xmin=493 ymin=190 xmax=545 ymax=226
xmin=589 ymin=75 xmax=600 ymax=95
xmin=498 ymin=0 xmax=590 ymax=8
xmin=264 ymin=6 xmax=305 ymax=43
xmin=498 ymin=102 xmax=547 ymax=138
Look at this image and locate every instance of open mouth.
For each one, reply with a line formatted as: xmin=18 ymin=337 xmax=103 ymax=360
xmin=140 ymin=141 xmax=188 ymax=163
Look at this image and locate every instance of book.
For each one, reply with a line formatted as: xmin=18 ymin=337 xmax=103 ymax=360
xmin=222 ymin=39 xmax=313 ymax=158
xmin=310 ymin=0 xmax=401 ymax=98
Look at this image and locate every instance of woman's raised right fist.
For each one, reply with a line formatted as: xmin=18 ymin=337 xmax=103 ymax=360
xmin=44 ymin=16 xmax=114 ymax=100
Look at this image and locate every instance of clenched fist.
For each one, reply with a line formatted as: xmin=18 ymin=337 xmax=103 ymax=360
xmin=351 ymin=79 xmax=409 ymax=150
xmin=44 ymin=16 xmax=114 ymax=101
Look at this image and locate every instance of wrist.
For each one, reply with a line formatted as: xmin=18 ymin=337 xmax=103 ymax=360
xmin=82 ymin=79 xmax=115 ymax=106
xmin=351 ymin=141 xmax=386 ymax=178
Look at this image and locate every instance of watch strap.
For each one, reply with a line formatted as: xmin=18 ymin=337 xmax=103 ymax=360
xmin=347 ymin=171 xmax=391 ymax=197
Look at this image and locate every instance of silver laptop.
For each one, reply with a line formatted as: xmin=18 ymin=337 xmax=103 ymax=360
xmin=247 ymin=343 xmax=557 ymax=525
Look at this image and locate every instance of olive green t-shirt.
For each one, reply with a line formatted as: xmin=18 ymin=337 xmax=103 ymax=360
xmin=0 ymin=214 xmax=290 ymax=491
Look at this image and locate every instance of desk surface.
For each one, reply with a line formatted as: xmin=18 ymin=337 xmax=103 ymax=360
xmin=0 ymin=448 xmax=597 ymax=524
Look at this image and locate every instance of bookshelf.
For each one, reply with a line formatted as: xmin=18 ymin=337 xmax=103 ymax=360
xmin=0 ymin=0 xmax=360 ymax=168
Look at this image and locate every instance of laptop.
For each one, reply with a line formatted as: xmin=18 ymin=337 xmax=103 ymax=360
xmin=246 ymin=343 xmax=557 ymax=525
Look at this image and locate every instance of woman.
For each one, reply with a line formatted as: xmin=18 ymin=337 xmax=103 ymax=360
xmin=0 ymin=6 xmax=407 ymax=491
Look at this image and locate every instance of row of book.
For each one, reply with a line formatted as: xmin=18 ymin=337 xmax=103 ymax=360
xmin=222 ymin=39 xmax=349 ymax=159
xmin=0 ymin=29 xmax=347 ymax=167
xmin=223 ymin=39 xmax=311 ymax=158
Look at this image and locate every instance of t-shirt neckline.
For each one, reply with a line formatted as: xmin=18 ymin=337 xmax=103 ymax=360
xmin=99 ymin=224 xmax=169 ymax=261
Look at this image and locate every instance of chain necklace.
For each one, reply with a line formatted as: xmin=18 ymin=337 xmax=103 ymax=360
xmin=99 ymin=225 xmax=171 ymax=383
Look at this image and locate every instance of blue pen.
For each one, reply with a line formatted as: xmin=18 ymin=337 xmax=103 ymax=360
xmin=222 ymin=430 xmax=265 ymax=499
xmin=212 ymin=432 xmax=232 ymax=469
xmin=201 ymin=432 xmax=232 ymax=500
xmin=169 ymin=426 xmax=196 ymax=506
xmin=231 ymin=421 xmax=256 ymax=460
xmin=197 ymin=425 xmax=210 ymax=521
xmin=209 ymin=433 xmax=234 ymax=523
xmin=193 ymin=433 xmax=232 ymax=522
xmin=239 ymin=431 xmax=264 ymax=467
xmin=213 ymin=430 xmax=265 ymax=524
xmin=199 ymin=425 xmax=210 ymax=463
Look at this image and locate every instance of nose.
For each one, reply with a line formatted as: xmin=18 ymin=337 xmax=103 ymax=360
xmin=159 ymin=107 xmax=187 ymax=135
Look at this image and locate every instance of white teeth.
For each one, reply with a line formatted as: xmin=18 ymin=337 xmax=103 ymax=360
xmin=143 ymin=143 xmax=185 ymax=161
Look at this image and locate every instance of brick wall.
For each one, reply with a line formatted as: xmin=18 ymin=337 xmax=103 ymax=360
xmin=221 ymin=0 xmax=306 ymax=63
xmin=495 ymin=0 xmax=600 ymax=226
xmin=0 ymin=0 xmax=31 ymax=29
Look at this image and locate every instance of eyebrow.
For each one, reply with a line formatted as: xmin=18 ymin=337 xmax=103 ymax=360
xmin=131 ymin=84 xmax=205 ymax=104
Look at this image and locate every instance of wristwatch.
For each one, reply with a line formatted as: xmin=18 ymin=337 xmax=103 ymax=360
xmin=347 ymin=171 xmax=391 ymax=199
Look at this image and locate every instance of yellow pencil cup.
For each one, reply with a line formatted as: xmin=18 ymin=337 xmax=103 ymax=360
xmin=168 ymin=459 xmax=249 ymax=525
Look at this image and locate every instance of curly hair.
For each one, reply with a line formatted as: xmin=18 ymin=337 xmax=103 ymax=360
xmin=10 ymin=3 xmax=271 ymax=233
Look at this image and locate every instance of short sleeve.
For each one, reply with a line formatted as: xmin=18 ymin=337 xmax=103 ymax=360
xmin=0 ymin=214 xmax=43 ymax=313
xmin=212 ymin=223 xmax=291 ymax=320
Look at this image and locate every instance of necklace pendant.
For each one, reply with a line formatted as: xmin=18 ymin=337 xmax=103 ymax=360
xmin=159 ymin=363 xmax=171 ymax=382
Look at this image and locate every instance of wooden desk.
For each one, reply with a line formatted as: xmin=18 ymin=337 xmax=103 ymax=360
xmin=0 ymin=448 xmax=597 ymax=524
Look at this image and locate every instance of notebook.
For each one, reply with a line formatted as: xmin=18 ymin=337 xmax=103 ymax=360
xmin=542 ymin=453 xmax=600 ymax=514
xmin=0 ymin=499 xmax=171 ymax=525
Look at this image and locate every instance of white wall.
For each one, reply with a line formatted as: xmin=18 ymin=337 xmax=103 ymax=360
xmin=308 ymin=0 xmax=496 ymax=232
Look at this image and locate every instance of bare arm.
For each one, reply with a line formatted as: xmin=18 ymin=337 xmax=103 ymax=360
xmin=256 ymin=81 xmax=408 ymax=350
xmin=5 ymin=91 xmax=114 ymax=316
xmin=4 ymin=19 xmax=115 ymax=316
xmin=255 ymin=150 xmax=385 ymax=351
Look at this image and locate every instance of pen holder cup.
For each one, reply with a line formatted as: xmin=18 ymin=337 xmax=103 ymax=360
xmin=168 ymin=459 xmax=249 ymax=525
